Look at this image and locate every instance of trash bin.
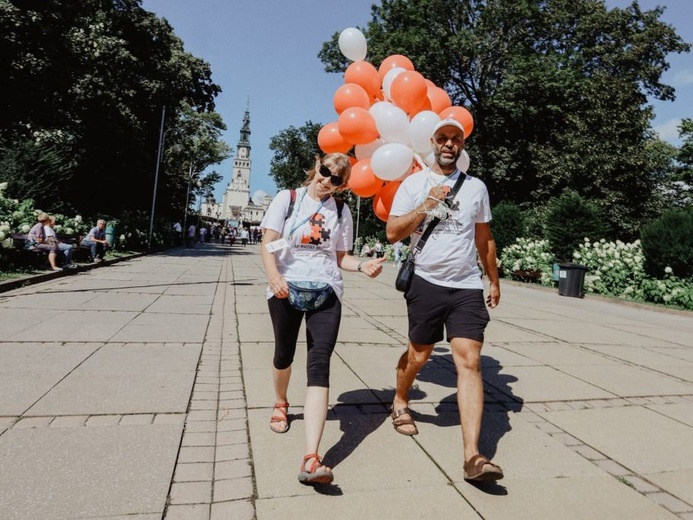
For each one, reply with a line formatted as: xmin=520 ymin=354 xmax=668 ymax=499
xmin=557 ymin=263 xmax=588 ymax=298
xmin=552 ymin=263 xmax=560 ymax=285
xmin=105 ymin=224 xmax=116 ymax=247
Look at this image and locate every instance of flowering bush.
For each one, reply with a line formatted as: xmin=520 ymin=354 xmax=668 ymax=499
xmin=640 ymin=271 xmax=693 ymax=309
xmin=500 ymin=238 xmax=556 ymax=285
xmin=574 ymin=238 xmax=647 ymax=298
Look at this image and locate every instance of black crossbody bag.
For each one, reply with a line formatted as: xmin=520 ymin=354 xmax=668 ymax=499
xmin=395 ymin=171 xmax=467 ymax=292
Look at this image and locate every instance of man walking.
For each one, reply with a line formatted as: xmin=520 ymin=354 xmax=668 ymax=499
xmin=386 ymin=118 xmax=503 ymax=482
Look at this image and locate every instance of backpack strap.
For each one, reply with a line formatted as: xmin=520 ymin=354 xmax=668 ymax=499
xmin=285 ymin=189 xmax=344 ymax=221
xmin=284 ymin=189 xmax=297 ymax=221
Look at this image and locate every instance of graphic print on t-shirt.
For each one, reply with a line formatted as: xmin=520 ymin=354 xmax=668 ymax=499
xmin=300 ymin=212 xmax=332 ymax=246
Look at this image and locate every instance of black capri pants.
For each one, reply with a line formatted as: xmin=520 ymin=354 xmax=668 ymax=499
xmin=267 ymin=291 xmax=341 ymax=387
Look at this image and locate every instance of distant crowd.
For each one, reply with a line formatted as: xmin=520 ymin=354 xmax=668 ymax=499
xmin=171 ymin=221 xmax=262 ymax=248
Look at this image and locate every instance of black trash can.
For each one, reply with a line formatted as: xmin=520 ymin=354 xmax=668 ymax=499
xmin=558 ymin=263 xmax=588 ymax=298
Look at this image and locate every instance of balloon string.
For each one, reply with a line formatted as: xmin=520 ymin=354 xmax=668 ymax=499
xmin=413 ymin=153 xmax=426 ymax=170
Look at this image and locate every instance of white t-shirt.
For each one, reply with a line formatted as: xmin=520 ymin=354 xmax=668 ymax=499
xmin=390 ymin=169 xmax=491 ymax=289
xmin=261 ymin=187 xmax=353 ymax=302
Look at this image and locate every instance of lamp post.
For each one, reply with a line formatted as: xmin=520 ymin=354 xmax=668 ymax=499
xmin=182 ymin=161 xmax=199 ymax=242
xmin=148 ymin=107 xmax=167 ymax=245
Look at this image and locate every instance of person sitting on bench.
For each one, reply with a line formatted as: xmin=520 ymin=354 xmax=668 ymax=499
xmin=81 ymin=219 xmax=109 ymax=262
xmin=26 ymin=213 xmax=62 ymax=271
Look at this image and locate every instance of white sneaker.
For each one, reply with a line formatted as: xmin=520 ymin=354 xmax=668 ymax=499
xmin=52 ymin=267 xmax=63 ymax=272
xmin=65 ymin=263 xmax=78 ymax=269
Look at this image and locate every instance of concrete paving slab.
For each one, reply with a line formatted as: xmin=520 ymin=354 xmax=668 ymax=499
xmin=648 ymin=469 xmax=693 ymax=506
xmin=486 ymin=365 xmax=615 ymax=402
xmin=25 ymin=344 xmax=200 ymax=415
xmin=0 ymin=291 xmax=98 ymax=310
xmin=543 ymin=406 xmax=693 ymax=474
xmin=481 ymin=345 xmax=546 ymax=367
xmin=0 ymin=307 xmax=62 ymax=339
xmin=0 ymin=424 xmax=181 ymax=520
xmin=645 ymin=402 xmax=693 ymax=427
xmin=608 ymin=323 xmax=693 ymax=348
xmin=486 ymin=320 xmax=554 ymax=342
xmin=455 ymin=475 xmax=679 ymax=519
xmin=144 ymin=294 xmax=214 ymax=314
xmin=501 ymin=318 xmax=683 ymax=347
xmin=501 ymin=342 xmax=619 ymax=366
xmin=256 ymin=485 xmax=481 ymax=520
xmin=109 ymin=312 xmax=209 ymax=343
xmin=6 ymin=309 xmax=136 ymax=342
xmin=74 ymin=291 xmax=159 ymax=311
xmin=0 ymin=343 xmax=98 ymax=415
xmin=581 ymin=344 xmax=693 ymax=368
xmin=557 ymin=364 xmax=693 ymax=397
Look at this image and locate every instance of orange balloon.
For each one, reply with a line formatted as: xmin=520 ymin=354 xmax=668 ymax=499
xmin=408 ymin=94 xmax=432 ymax=116
xmin=378 ymin=54 xmax=414 ymax=83
xmin=390 ymin=70 xmax=428 ymax=114
xmin=373 ymin=181 xmax=402 ymax=222
xmin=424 ymin=79 xmax=436 ymax=90
xmin=345 ymin=61 xmax=381 ymax=97
xmin=348 ymin=159 xmax=384 ymax=198
xmin=348 ymin=155 xmax=358 ymax=167
xmin=318 ymin=122 xmax=351 ymax=154
xmin=428 ymin=87 xmax=452 ymax=114
xmin=439 ymin=105 xmax=474 ymax=138
xmin=338 ymin=107 xmax=379 ymax=145
xmin=333 ymin=83 xmax=370 ymax=114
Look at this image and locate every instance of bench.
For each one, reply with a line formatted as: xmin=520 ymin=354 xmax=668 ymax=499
xmin=8 ymin=233 xmax=93 ymax=267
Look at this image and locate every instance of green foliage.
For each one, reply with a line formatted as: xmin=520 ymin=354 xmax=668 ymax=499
xmin=639 ymin=273 xmax=693 ymax=310
xmin=640 ymin=208 xmax=693 ymax=279
xmin=500 ymin=238 xmax=556 ymax=285
xmin=0 ymin=2 xmax=227 ymax=220
xmin=491 ymin=202 xmax=526 ymax=256
xmin=544 ymin=191 xmax=609 ymax=263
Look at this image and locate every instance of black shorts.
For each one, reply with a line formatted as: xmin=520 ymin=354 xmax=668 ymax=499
xmin=405 ymin=275 xmax=490 ymax=345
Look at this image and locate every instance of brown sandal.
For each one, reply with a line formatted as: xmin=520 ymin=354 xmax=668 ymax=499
xmin=297 ymin=453 xmax=333 ymax=485
xmin=269 ymin=402 xmax=289 ymax=433
xmin=391 ymin=406 xmax=418 ymax=436
xmin=463 ymin=454 xmax=503 ymax=482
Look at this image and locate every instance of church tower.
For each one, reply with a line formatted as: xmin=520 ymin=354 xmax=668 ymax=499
xmin=221 ymin=107 xmax=252 ymax=222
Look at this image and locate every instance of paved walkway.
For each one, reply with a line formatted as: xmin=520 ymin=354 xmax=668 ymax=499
xmin=1 ymin=242 xmax=692 ymax=520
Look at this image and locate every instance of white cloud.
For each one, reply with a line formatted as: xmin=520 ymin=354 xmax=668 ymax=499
xmin=252 ymin=189 xmax=269 ymax=203
xmin=654 ymin=118 xmax=683 ymax=143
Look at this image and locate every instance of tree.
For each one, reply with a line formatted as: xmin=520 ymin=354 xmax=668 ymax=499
xmin=268 ymin=122 xmax=323 ymax=189
xmin=319 ymin=0 xmax=690 ymax=238
xmin=0 ymin=0 xmax=227 ymax=220
xmin=675 ymin=119 xmax=693 ymax=187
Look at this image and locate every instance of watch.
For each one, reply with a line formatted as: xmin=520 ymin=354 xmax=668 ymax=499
xmin=357 ymin=261 xmax=365 ymax=272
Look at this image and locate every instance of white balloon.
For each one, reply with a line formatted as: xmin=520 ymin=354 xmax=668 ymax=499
xmin=355 ymin=138 xmax=384 ymax=160
xmin=371 ymin=143 xmax=413 ymax=181
xmin=371 ymin=103 xmax=410 ymax=144
xmin=382 ymin=67 xmax=405 ymax=101
xmin=409 ymin=110 xmax=440 ymax=155
xmin=457 ymin=149 xmax=470 ymax=173
xmin=368 ymin=101 xmax=394 ymax=119
xmin=424 ymin=152 xmax=436 ymax=167
xmin=338 ymin=28 xmax=367 ymax=62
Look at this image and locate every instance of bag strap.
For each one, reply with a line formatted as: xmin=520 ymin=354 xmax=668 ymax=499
xmin=412 ymin=171 xmax=467 ymax=255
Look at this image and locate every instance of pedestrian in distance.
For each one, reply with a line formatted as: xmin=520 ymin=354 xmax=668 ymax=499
xmin=260 ymin=152 xmax=386 ymax=486
xmin=386 ymin=118 xmax=503 ymax=482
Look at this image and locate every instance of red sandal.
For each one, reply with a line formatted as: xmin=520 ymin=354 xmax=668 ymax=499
xmin=269 ymin=402 xmax=290 ymax=433
xmin=297 ymin=453 xmax=333 ymax=485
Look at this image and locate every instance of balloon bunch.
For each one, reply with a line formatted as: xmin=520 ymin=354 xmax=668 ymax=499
xmin=318 ymin=27 xmax=474 ymax=221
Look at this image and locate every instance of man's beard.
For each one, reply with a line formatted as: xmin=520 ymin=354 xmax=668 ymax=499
xmin=436 ymin=151 xmax=460 ymax=167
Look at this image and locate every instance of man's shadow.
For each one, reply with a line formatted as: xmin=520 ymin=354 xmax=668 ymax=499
xmin=412 ymin=347 xmax=522 ymax=494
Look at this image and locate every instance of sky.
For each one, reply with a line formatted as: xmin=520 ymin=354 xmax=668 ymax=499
xmin=141 ymin=0 xmax=693 ymax=204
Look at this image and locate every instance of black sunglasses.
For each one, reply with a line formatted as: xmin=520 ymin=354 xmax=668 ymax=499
xmin=319 ymin=164 xmax=344 ymax=187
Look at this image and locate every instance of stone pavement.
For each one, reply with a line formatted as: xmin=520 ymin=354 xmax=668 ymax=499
xmin=1 ymin=242 xmax=692 ymax=520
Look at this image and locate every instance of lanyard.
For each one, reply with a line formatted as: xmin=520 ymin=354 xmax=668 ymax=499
xmin=288 ymin=188 xmax=329 ymax=237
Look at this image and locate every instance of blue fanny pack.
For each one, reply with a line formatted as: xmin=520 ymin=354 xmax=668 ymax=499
xmin=287 ymin=281 xmax=333 ymax=311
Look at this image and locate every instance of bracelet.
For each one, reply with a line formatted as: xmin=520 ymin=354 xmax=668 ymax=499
xmin=357 ymin=260 xmax=365 ymax=272
xmin=427 ymin=195 xmax=444 ymax=203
